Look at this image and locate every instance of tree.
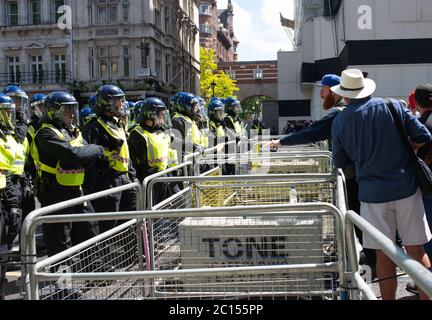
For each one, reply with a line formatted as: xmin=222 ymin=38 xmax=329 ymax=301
xmin=200 ymin=47 xmax=239 ymax=100
xmin=241 ymin=95 xmax=275 ymax=118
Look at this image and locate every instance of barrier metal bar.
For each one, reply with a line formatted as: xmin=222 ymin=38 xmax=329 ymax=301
xmin=26 ymin=203 xmax=346 ymax=299
xmin=335 ymin=170 xmax=351 ymax=299
xmin=36 ymin=219 xmax=137 ymax=271
xmin=199 ymin=166 xmax=220 ymax=176
xmin=198 ymin=153 xmax=333 ymax=162
xmin=20 ymin=182 xmax=141 ymax=300
xmin=345 ymin=210 xmax=432 ymax=298
xmin=141 ymin=161 xmax=192 ymax=210
xmin=35 ymin=262 xmax=338 ymax=282
xmin=352 ymin=271 xmax=378 ymax=300
xmin=146 ymin=173 xmax=334 ymax=210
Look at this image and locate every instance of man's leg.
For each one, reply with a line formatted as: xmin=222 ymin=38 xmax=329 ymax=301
xmin=376 ymin=250 xmax=397 ymax=300
xmin=404 ymin=245 xmax=431 ymax=300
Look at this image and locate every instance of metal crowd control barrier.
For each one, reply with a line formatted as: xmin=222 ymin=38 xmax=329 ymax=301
xmin=345 ymin=210 xmax=432 ymax=299
xmin=20 ymin=182 xmax=142 ymax=300
xmin=141 ymin=172 xmax=352 ymax=299
xmin=26 ymin=204 xmax=347 ymax=300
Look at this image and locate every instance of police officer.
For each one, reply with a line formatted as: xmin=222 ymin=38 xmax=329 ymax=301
xmin=2 ymin=85 xmax=28 ymax=143
xmin=171 ymin=92 xmax=203 ymax=158
xmin=223 ymin=97 xmax=244 ymax=175
xmin=79 ymin=106 xmax=94 ymax=128
xmin=208 ymin=98 xmax=226 ymax=145
xmin=31 ymin=91 xmax=103 ymax=257
xmin=128 ymin=98 xmax=179 ymax=204
xmin=0 ymin=94 xmax=20 ymax=252
xmin=81 ymin=85 xmax=137 ymax=234
xmin=23 ymin=93 xmax=46 ymax=221
xmin=3 ymin=86 xmax=32 ymax=232
xmin=196 ymin=97 xmax=210 ymax=150
xmin=223 ymin=97 xmax=244 ymax=143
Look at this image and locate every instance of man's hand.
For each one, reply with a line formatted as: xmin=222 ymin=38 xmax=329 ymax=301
xmin=268 ymin=140 xmax=281 ymax=152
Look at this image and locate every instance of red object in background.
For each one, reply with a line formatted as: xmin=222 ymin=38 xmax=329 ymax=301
xmin=409 ymin=90 xmax=416 ymax=110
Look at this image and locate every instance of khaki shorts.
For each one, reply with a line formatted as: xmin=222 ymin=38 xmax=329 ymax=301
xmin=360 ymin=189 xmax=432 ymax=249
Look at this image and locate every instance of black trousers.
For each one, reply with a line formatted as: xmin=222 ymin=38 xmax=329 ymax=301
xmin=89 ymin=171 xmax=137 ymax=234
xmin=40 ymin=189 xmax=98 ymax=257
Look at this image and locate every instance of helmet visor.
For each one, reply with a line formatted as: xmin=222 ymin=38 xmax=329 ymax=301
xmin=0 ymin=103 xmax=16 ymax=129
xmin=163 ymin=110 xmax=172 ymax=128
xmin=212 ymin=107 xmax=225 ymax=121
xmin=57 ymin=103 xmax=79 ymax=129
xmin=30 ymin=100 xmax=44 ymax=119
xmin=189 ymin=98 xmax=199 ymax=114
xmin=11 ymin=95 xmax=28 ymax=118
xmin=232 ymin=102 xmax=242 ymax=115
xmin=111 ymin=96 xmax=127 ymax=117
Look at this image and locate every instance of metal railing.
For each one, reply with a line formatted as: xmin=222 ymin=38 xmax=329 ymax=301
xmin=345 ymin=210 xmax=432 ymax=299
xmin=26 ymin=203 xmax=346 ymax=300
xmin=0 ymin=71 xmax=72 ymax=86
xmin=20 ymin=182 xmax=141 ymax=300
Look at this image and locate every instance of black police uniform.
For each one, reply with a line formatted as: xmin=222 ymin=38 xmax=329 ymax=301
xmin=82 ymin=116 xmax=137 ymax=234
xmin=171 ymin=115 xmax=203 ymax=157
xmin=128 ymin=123 xmax=180 ymax=206
xmin=35 ymin=118 xmax=103 ymax=257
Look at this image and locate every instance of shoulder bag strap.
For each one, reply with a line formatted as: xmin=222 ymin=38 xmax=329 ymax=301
xmin=384 ymin=98 xmax=417 ymax=161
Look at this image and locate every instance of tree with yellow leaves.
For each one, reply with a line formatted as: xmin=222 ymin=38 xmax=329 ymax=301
xmin=200 ymin=47 xmax=239 ymax=101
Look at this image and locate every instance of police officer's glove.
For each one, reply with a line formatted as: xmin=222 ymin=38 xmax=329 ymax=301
xmin=22 ymin=183 xmax=33 ymax=200
xmin=195 ymin=145 xmax=205 ymax=155
xmin=6 ymin=208 xmax=22 ymax=227
xmin=72 ymin=127 xmax=80 ymax=138
xmin=96 ymin=155 xmax=111 ymax=177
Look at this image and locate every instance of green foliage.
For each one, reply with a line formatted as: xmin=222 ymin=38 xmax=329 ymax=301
xmin=241 ymin=96 xmax=275 ymax=118
xmin=200 ymin=47 xmax=239 ymax=100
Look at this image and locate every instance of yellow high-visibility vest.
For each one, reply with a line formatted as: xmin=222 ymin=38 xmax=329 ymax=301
xmin=210 ymin=121 xmax=225 ymax=138
xmin=131 ymin=126 xmax=170 ymax=172
xmin=97 ymin=118 xmax=129 ymax=173
xmin=5 ymin=135 xmax=26 ymax=176
xmin=32 ymin=124 xmax=85 ymax=187
xmin=172 ymin=114 xmax=201 ymax=146
xmin=0 ymin=136 xmax=15 ymax=189
xmin=225 ymin=115 xmax=242 ymax=135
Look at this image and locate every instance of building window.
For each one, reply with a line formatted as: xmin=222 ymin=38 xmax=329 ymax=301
xmin=227 ymin=70 xmax=236 ymax=79
xmin=164 ymin=7 xmax=171 ymax=33
xmin=165 ymin=55 xmax=171 ymax=83
xmin=87 ymin=0 xmax=93 ymax=24
xmin=199 ymin=23 xmax=212 ymax=34
xmin=29 ymin=0 xmax=42 ymax=25
xmin=123 ymin=46 xmax=130 ymax=77
xmin=253 ymin=68 xmax=263 ymax=80
xmin=89 ymin=48 xmax=94 ymax=79
xmin=8 ymin=57 xmax=21 ymax=83
xmin=98 ymin=46 xmax=119 ymax=79
xmin=154 ymin=8 xmax=161 ymax=29
xmin=97 ymin=0 xmax=118 ymax=24
xmin=155 ymin=49 xmax=162 ymax=78
xmin=51 ymin=0 xmax=65 ymax=24
xmin=7 ymin=1 xmax=19 ymax=26
xmin=54 ymin=54 xmax=66 ymax=83
xmin=199 ymin=4 xmax=212 ymax=15
xmin=31 ymin=55 xmax=44 ymax=84
xmin=122 ymin=3 xmax=129 ymax=22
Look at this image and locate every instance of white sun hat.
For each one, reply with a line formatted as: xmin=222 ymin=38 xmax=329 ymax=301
xmin=331 ymin=69 xmax=376 ymax=99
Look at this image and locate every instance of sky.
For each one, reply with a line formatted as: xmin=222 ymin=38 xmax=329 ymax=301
xmin=216 ymin=0 xmax=295 ymax=61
